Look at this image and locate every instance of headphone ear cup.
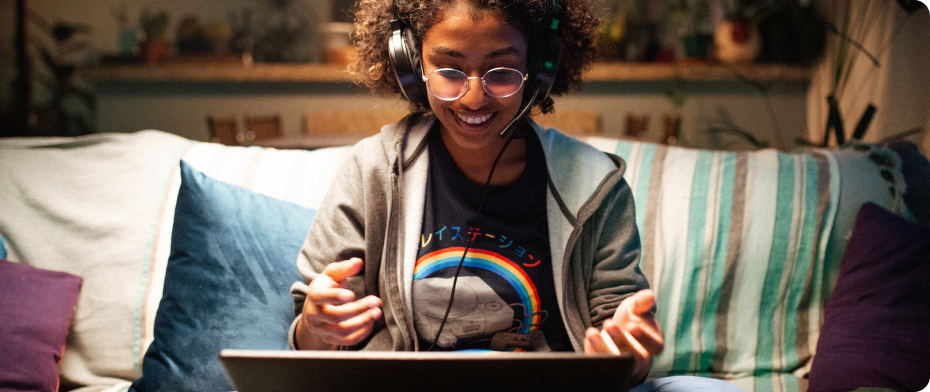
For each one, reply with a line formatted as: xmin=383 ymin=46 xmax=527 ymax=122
xmin=388 ymin=19 xmax=429 ymax=106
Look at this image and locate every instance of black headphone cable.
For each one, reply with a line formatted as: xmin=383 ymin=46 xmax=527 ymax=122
xmin=425 ymin=90 xmax=539 ymax=351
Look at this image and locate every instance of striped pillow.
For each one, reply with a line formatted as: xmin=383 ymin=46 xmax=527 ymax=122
xmin=586 ymin=137 xmax=843 ymax=391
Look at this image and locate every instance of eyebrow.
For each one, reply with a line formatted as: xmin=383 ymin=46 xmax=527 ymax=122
xmin=431 ymin=46 xmax=521 ymax=59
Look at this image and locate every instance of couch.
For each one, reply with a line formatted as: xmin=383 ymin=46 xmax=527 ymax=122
xmin=1 ymin=129 xmax=927 ymax=392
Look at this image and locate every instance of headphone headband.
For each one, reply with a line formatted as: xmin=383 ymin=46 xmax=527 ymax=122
xmin=524 ymin=0 xmax=562 ymax=106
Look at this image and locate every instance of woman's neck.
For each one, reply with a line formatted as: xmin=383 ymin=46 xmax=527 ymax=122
xmin=440 ymin=129 xmax=527 ymax=187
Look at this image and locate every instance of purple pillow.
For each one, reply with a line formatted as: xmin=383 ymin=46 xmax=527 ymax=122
xmin=808 ymin=203 xmax=930 ymax=392
xmin=0 ymin=259 xmax=83 ymax=392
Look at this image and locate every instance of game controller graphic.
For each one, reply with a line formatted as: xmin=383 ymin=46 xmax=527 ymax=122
xmin=489 ymin=329 xmax=551 ymax=352
xmin=413 ymin=276 xmax=514 ymax=348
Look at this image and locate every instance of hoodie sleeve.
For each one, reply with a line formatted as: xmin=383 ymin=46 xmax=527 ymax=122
xmin=290 ymin=136 xmax=389 ymax=331
xmin=583 ymin=175 xmax=650 ymax=328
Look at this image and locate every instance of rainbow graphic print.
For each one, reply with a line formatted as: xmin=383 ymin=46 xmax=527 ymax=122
xmin=413 ymin=247 xmax=541 ymax=334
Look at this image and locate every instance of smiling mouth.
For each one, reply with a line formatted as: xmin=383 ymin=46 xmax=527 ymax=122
xmin=455 ymin=112 xmax=493 ymax=125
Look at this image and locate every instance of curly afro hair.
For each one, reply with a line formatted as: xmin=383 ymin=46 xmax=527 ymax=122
xmin=350 ymin=0 xmax=599 ymax=115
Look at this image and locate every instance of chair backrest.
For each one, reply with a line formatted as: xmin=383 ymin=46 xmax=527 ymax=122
xmin=245 ymin=115 xmax=283 ymax=144
xmin=534 ymin=110 xmax=600 ymax=135
xmin=207 ymin=116 xmax=241 ymax=146
xmin=304 ymin=109 xmax=599 ymax=136
xmin=305 ymin=110 xmax=407 ymax=136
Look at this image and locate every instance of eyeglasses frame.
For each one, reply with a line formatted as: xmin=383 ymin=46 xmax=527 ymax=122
xmin=421 ymin=67 xmax=528 ymax=101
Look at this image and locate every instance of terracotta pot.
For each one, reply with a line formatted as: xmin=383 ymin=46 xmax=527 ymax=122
xmin=141 ymin=39 xmax=168 ymax=65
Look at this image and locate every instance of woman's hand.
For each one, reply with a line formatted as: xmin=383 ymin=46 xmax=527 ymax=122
xmin=583 ymin=289 xmax=664 ymax=381
xmin=296 ymin=257 xmax=383 ymax=350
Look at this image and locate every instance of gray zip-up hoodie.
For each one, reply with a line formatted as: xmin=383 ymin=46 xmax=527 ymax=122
xmin=290 ymin=114 xmax=648 ymax=352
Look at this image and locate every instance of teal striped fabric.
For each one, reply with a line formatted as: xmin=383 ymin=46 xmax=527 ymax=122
xmin=587 ymin=137 xmax=841 ymax=391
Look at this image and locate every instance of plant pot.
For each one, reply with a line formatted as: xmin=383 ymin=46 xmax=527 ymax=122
xmin=141 ymin=39 xmax=168 ymax=65
xmin=119 ymin=28 xmax=138 ymax=56
xmin=683 ymin=33 xmax=712 ymax=59
xmin=713 ymin=20 xmax=761 ymax=64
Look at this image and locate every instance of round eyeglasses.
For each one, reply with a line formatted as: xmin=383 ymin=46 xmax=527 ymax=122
xmin=422 ymin=67 xmax=528 ymax=101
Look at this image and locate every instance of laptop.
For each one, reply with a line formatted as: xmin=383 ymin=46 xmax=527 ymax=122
xmin=220 ymin=349 xmax=635 ymax=392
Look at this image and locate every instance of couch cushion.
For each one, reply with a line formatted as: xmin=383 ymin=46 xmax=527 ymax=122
xmin=0 ymin=131 xmax=348 ymax=391
xmin=0 ymin=131 xmax=194 ymax=388
xmin=131 ymin=161 xmax=316 ymax=392
xmin=808 ymin=203 xmax=930 ymax=392
xmin=584 ymin=137 xmax=910 ymax=390
xmin=133 ymin=141 xmax=349 ymax=361
xmin=0 ymin=259 xmax=83 ymax=392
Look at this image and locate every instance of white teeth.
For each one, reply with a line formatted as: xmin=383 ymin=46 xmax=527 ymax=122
xmin=456 ymin=113 xmax=491 ymax=125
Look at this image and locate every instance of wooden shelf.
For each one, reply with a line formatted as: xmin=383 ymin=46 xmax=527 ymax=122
xmin=80 ymin=62 xmax=357 ymax=82
xmin=79 ymin=61 xmax=809 ymax=83
xmin=583 ymin=62 xmax=810 ymax=82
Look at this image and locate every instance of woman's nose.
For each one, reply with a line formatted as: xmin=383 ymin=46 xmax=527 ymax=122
xmin=458 ymin=77 xmax=489 ymax=108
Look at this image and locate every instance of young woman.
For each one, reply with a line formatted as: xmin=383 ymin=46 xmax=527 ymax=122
xmin=288 ymin=1 xmax=741 ymax=390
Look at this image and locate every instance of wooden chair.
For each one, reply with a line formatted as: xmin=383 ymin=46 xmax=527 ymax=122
xmin=304 ymin=109 xmax=599 ymax=136
xmin=244 ymin=114 xmax=283 ymax=145
xmin=207 ymin=116 xmax=242 ymax=145
xmin=305 ymin=110 xmax=407 ymax=136
xmin=534 ymin=110 xmax=600 ymax=136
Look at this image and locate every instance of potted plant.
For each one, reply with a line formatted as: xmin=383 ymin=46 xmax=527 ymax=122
xmin=680 ymin=0 xmax=713 ymax=60
xmin=139 ymin=8 xmax=170 ymax=64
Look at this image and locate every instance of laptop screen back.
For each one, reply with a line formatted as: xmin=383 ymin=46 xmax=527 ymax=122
xmin=220 ymin=349 xmax=635 ymax=392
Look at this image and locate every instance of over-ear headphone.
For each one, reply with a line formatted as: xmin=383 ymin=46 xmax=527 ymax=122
xmin=388 ymin=17 xmax=428 ymax=106
xmin=388 ymin=0 xmax=563 ymax=109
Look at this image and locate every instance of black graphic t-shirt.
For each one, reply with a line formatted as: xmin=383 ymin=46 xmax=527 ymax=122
xmin=413 ymin=126 xmax=569 ymax=352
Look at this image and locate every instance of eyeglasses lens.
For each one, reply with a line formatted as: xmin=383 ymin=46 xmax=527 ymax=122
xmin=429 ymin=69 xmax=469 ymax=100
xmin=483 ymin=69 xmax=524 ymax=97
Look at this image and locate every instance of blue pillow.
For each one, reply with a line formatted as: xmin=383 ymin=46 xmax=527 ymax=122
xmin=0 ymin=238 xmax=6 ymax=259
xmin=131 ymin=161 xmax=314 ymax=392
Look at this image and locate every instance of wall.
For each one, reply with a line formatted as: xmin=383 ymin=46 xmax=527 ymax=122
xmin=805 ymin=0 xmax=930 ymax=154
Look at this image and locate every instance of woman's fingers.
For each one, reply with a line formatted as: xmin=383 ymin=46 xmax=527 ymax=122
xmin=625 ymin=316 xmax=665 ymax=355
xmin=611 ymin=289 xmax=665 ymax=356
xmin=603 ymin=319 xmax=651 ymax=359
xmin=300 ymin=257 xmax=382 ymax=347
xmin=584 ymin=327 xmax=619 ymax=355
xmin=308 ymin=295 xmax=382 ymax=325
xmin=321 ymin=257 xmax=364 ymax=282
xmin=583 ymin=290 xmax=666 ymax=381
xmin=307 ymin=282 xmax=357 ymax=305
xmin=306 ymin=258 xmax=366 ymax=305
xmin=312 ymin=305 xmax=383 ymax=345
xmin=626 ymin=289 xmax=657 ymax=315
